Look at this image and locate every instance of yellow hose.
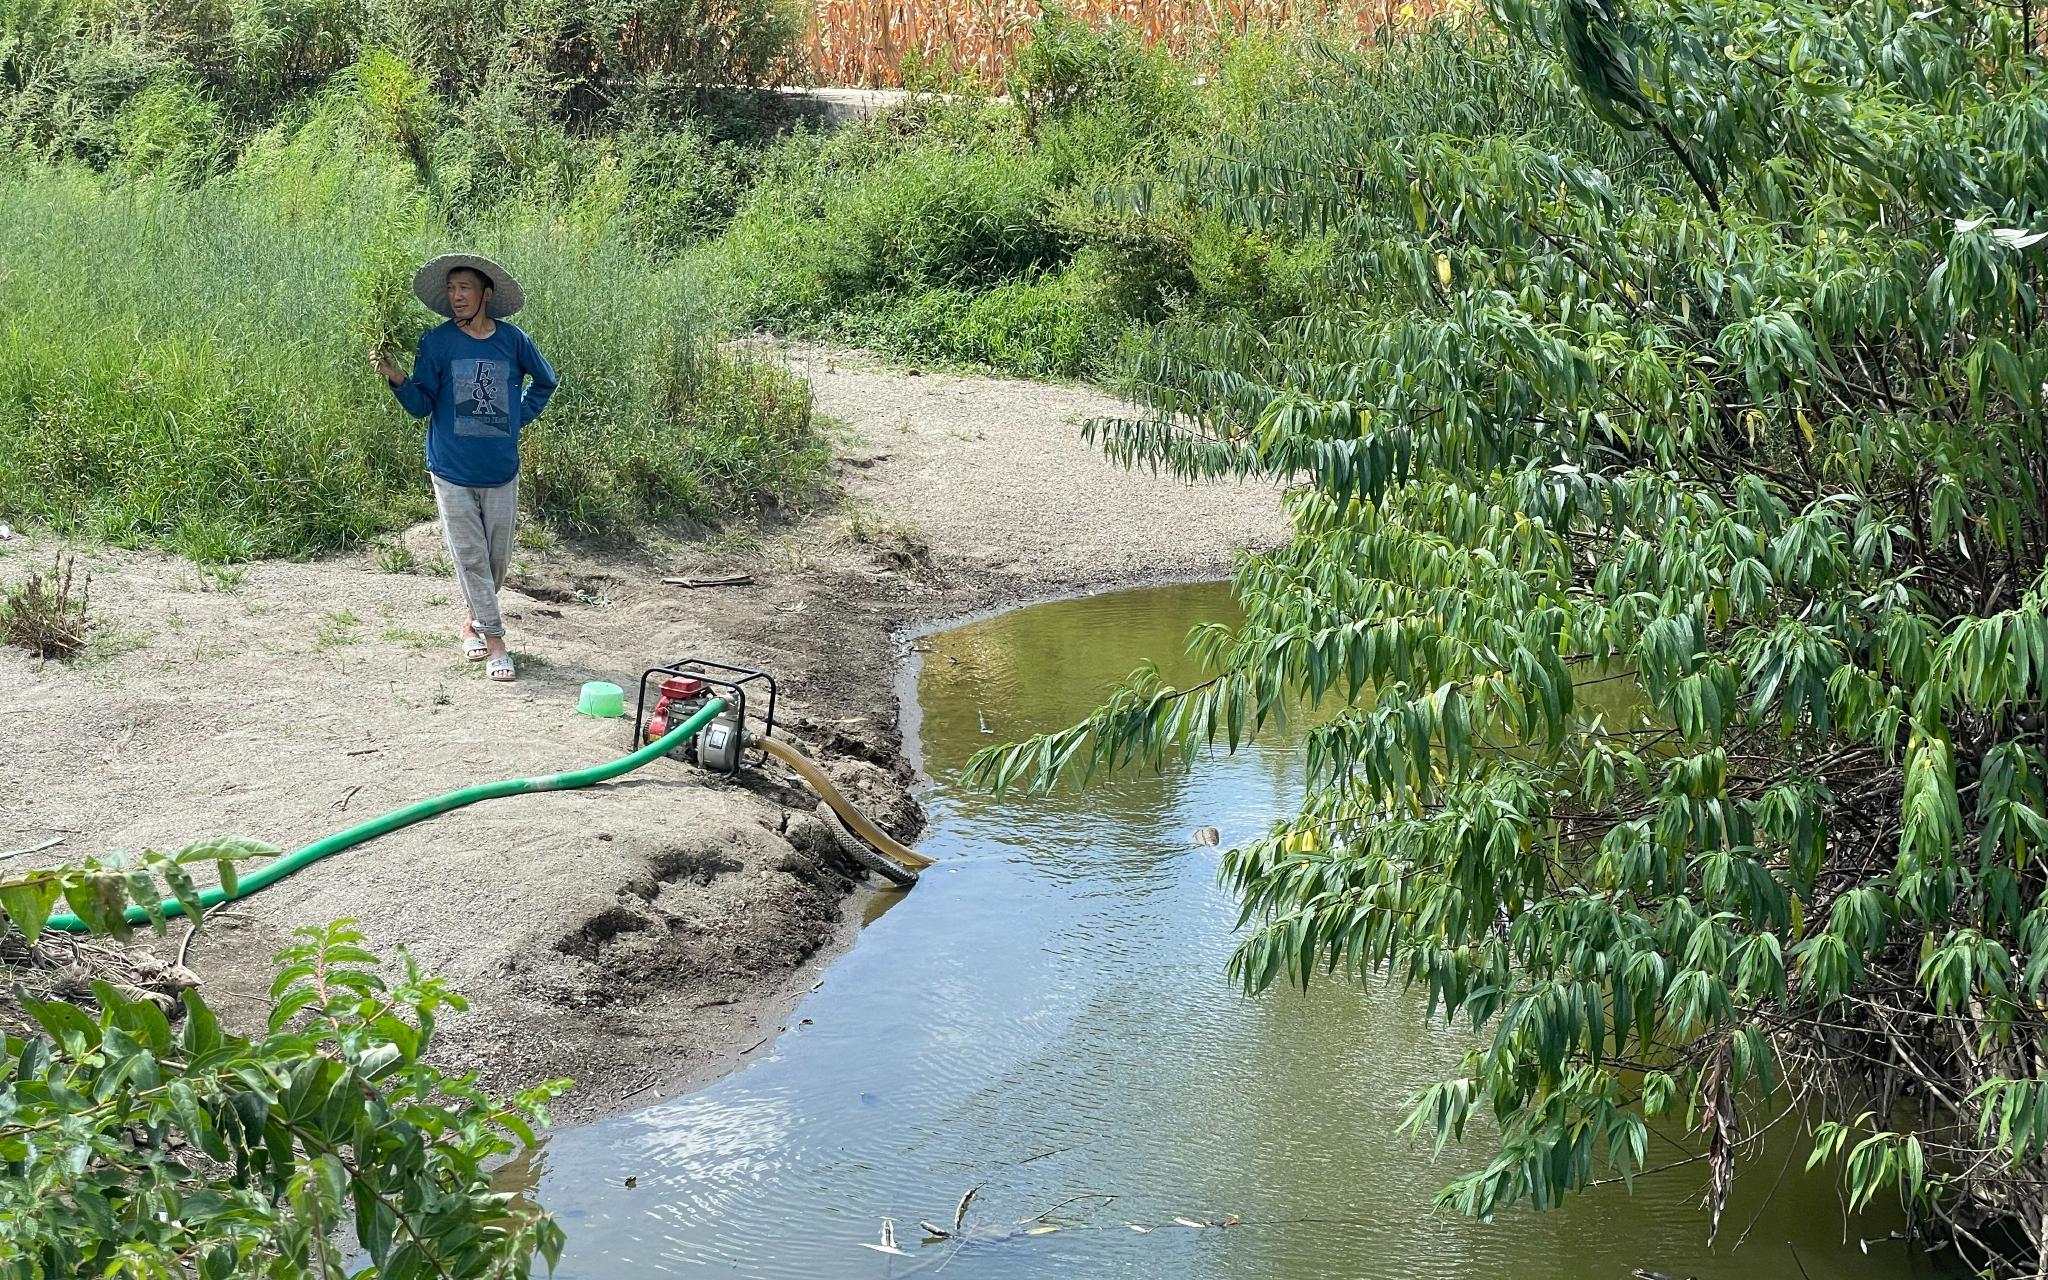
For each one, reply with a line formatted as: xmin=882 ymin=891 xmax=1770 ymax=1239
xmin=756 ymin=736 xmax=935 ymax=873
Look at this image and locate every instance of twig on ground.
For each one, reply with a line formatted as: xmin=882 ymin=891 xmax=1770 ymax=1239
xmin=0 ymin=836 xmax=64 ymax=861
xmin=662 ymin=574 xmax=755 ymax=588
xmin=621 ymin=1073 xmax=659 ymax=1100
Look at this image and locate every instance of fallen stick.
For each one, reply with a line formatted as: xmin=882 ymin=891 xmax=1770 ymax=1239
xmin=621 ymin=1073 xmax=659 ymax=1100
xmin=0 ymin=836 xmax=65 ymax=861
xmin=661 ymin=574 xmax=755 ymax=588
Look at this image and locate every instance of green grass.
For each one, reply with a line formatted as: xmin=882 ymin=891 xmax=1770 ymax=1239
xmin=197 ymin=564 xmax=246 ymax=592
xmin=0 ymin=156 xmax=827 ymax=561
xmin=376 ymin=543 xmax=421 ymax=574
xmin=315 ymin=610 xmax=363 ymax=649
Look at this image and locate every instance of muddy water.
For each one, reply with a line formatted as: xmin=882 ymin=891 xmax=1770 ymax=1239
xmin=530 ymin=581 xmax=1943 ymax=1279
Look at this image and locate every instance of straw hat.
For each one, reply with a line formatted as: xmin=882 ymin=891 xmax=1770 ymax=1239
xmin=412 ymin=253 xmax=525 ymax=319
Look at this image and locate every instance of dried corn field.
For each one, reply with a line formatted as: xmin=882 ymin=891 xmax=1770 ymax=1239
xmin=804 ymin=0 xmax=1446 ymax=87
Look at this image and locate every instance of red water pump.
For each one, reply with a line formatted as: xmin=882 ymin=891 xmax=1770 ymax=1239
xmin=633 ymin=659 xmax=777 ymax=775
xmin=645 ymin=674 xmax=712 ymax=757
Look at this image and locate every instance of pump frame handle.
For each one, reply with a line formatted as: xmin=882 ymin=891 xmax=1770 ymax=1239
xmin=631 ymin=659 xmax=779 ymax=772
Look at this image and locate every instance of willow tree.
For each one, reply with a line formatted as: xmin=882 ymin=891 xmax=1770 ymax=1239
xmin=974 ymin=3 xmax=2048 ymax=1268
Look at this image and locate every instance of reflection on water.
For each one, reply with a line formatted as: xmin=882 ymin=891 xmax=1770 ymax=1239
xmin=530 ymin=581 xmax=1946 ymax=1279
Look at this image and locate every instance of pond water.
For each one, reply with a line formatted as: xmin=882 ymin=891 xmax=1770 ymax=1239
xmin=526 ymin=581 xmax=1944 ymax=1279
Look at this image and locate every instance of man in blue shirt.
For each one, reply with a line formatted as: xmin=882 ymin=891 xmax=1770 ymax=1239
xmin=373 ymin=253 xmax=557 ymax=682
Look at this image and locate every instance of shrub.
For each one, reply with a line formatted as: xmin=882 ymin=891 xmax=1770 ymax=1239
xmin=0 ymin=845 xmax=568 ymax=1277
xmin=708 ymin=131 xmax=1061 ymax=331
xmin=427 ymin=59 xmax=584 ymax=213
xmin=1008 ymin=4 xmax=1184 ymax=132
xmin=220 ymin=0 xmax=367 ymax=118
xmin=1007 ymin=4 xmax=1196 ymax=182
xmin=113 ymin=73 xmax=225 ymax=182
xmin=3 ymin=21 xmax=170 ymax=163
xmin=519 ymin=337 xmax=825 ymax=534
xmin=543 ymin=0 xmax=804 ymax=116
xmin=609 ymin=121 xmax=764 ymax=256
xmin=351 ymin=44 xmax=437 ymax=167
xmin=861 ymin=263 xmax=1125 ymax=379
xmin=977 ymin=3 xmax=2048 ymax=1270
xmin=0 ymin=550 xmax=93 ymax=660
xmin=0 ymin=0 xmax=82 ymax=127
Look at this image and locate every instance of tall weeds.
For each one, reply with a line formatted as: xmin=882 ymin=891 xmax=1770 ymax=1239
xmin=0 ymin=164 xmax=822 ymax=559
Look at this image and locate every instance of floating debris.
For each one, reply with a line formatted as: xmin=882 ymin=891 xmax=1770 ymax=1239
xmin=1190 ymin=826 xmax=1221 ymax=847
xmin=1173 ymin=1217 xmax=1208 ymax=1229
xmin=857 ymin=1217 xmax=909 ymax=1257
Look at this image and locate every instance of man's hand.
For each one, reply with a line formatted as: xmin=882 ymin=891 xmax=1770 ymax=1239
xmin=371 ymin=348 xmax=406 ymax=386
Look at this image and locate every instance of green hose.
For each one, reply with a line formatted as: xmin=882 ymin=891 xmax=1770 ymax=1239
xmin=46 ymin=699 xmax=728 ymax=933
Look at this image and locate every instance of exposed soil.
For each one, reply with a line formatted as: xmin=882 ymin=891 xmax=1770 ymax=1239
xmin=0 ymin=344 xmax=1285 ymax=1125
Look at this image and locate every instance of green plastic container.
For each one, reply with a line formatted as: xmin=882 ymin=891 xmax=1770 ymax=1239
xmin=577 ymin=681 xmax=625 ymax=718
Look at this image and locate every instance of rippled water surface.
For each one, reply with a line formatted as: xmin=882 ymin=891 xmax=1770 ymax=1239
xmin=530 ymin=582 xmax=1942 ymax=1279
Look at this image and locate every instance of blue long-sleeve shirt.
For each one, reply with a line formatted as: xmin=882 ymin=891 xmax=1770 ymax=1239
xmin=390 ymin=320 xmax=558 ymax=488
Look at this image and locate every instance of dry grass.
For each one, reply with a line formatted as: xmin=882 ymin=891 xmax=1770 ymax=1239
xmin=0 ymin=552 xmax=95 ymax=661
xmin=804 ymin=0 xmax=1445 ymax=86
xmin=0 ymin=925 xmax=202 ymax=1044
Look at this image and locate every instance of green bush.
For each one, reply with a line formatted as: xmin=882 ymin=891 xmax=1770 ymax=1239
xmin=861 ymin=263 xmax=1125 ymax=379
xmin=0 ymin=846 xmax=568 ymax=1276
xmin=427 ymin=59 xmax=586 ymax=212
xmin=1 ymin=20 xmax=168 ymax=162
xmin=351 ymin=44 xmax=437 ymax=166
xmin=0 ymin=0 xmax=82 ymax=105
xmin=1007 ymin=3 xmax=1189 ymax=138
xmin=610 ymin=121 xmax=764 ymax=255
xmin=2 ymin=0 xmax=809 ymax=169
xmin=220 ymin=0 xmax=367 ymax=117
xmin=113 ymin=73 xmax=225 ymax=181
xmin=1008 ymin=3 xmax=1196 ymax=183
xmin=541 ymin=0 xmax=802 ymax=116
xmin=707 ymin=131 xmax=1062 ymax=330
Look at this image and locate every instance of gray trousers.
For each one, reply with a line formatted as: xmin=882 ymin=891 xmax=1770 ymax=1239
xmin=430 ymin=473 xmax=518 ymax=637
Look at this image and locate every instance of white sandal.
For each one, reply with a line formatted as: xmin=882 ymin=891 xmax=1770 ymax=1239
xmin=461 ymin=621 xmax=488 ymax=661
xmin=486 ymin=653 xmax=516 ymax=682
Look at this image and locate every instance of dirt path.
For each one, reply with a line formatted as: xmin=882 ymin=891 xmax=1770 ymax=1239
xmin=0 ymin=346 xmax=1285 ymax=1124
